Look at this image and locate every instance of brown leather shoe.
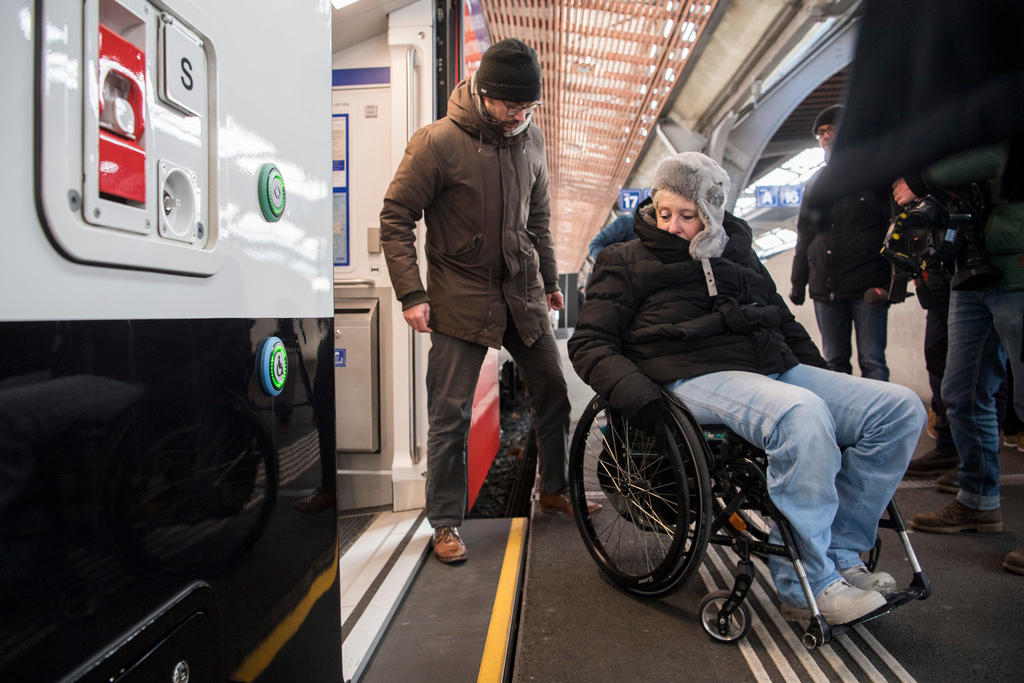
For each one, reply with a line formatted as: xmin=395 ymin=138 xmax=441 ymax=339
xmin=910 ymin=500 xmax=1003 ymax=533
xmin=904 ymin=448 xmax=959 ymax=477
xmin=934 ymin=470 xmax=959 ymax=493
xmin=1003 ymin=548 xmax=1024 ymax=575
xmin=1004 ymin=431 xmax=1024 ymax=453
xmin=538 ymin=492 xmax=602 ymax=518
xmin=926 ymin=407 xmax=939 ymax=439
xmin=432 ymin=526 xmax=467 ymax=563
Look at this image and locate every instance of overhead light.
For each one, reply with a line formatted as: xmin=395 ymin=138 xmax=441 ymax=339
xmin=331 ymin=0 xmax=359 ymax=9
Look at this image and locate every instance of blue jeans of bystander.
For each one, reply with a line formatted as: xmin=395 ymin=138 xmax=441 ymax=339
xmin=814 ymin=298 xmax=890 ymax=380
xmin=942 ymin=289 xmax=1024 ymax=511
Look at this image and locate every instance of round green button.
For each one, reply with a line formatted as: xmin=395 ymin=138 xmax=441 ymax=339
xmin=258 ymin=163 xmax=286 ymax=221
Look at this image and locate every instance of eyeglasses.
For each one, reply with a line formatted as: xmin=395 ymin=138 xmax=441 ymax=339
xmin=503 ymin=100 xmax=542 ymax=116
xmin=815 ymin=124 xmax=837 ymax=139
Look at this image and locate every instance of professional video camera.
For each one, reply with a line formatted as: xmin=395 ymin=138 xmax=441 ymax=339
xmin=879 ymin=189 xmax=1000 ymax=308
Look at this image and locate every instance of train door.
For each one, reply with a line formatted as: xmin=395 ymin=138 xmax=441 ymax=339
xmin=329 ymin=0 xmax=502 ymax=520
xmin=332 ymin=77 xmax=394 ymax=508
xmin=331 ymin=0 xmax=437 ymax=514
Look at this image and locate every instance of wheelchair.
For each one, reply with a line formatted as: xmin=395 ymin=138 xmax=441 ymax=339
xmin=567 ymin=391 xmax=931 ymax=649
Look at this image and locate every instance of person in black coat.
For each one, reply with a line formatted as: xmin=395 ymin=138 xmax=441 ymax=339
xmin=790 ymin=105 xmax=894 ymax=380
xmin=569 ymin=152 xmax=925 ymax=625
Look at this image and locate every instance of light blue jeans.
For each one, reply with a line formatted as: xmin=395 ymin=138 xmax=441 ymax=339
xmin=943 ymin=289 xmax=1024 ymax=511
xmin=666 ymin=364 xmax=924 ymax=605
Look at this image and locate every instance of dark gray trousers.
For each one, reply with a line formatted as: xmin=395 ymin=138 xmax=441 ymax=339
xmin=424 ymin=323 xmax=570 ymax=527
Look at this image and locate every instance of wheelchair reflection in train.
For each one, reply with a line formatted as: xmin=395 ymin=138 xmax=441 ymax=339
xmin=567 ymin=393 xmax=931 ymax=649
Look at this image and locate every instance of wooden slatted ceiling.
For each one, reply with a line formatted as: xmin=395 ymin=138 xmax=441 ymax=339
xmin=479 ymin=0 xmax=719 ymax=271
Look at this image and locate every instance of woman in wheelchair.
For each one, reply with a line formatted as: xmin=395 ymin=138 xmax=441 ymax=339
xmin=569 ymin=152 xmax=926 ymax=629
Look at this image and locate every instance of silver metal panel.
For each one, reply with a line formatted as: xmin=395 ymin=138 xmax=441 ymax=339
xmin=337 ymin=454 xmax=392 ymax=511
xmin=6 ymin=0 xmax=332 ymax=322
xmin=335 ymin=297 xmax=380 ymax=453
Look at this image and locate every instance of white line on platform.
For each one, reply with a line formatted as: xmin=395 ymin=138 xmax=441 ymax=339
xmin=342 ymin=516 xmax=433 ymax=682
xmin=340 ymin=509 xmax=422 ymax=620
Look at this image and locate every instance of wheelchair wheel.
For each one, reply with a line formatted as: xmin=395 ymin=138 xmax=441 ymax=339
xmin=568 ymin=397 xmax=712 ymax=597
xmin=699 ymin=590 xmax=751 ymax=643
xmin=97 ymin=391 xmax=278 ymax=578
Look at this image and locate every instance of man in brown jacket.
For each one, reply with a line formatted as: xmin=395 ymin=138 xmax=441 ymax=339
xmin=380 ymin=38 xmax=598 ymax=563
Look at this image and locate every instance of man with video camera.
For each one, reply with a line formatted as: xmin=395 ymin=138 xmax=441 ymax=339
xmin=885 ymin=182 xmax=976 ymax=480
xmin=901 ymin=143 xmax=1024 ymax=576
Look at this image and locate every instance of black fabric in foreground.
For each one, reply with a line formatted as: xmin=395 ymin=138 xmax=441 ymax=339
xmin=810 ymin=1 xmax=1024 ymax=206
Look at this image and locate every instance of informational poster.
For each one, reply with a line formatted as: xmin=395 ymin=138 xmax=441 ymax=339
xmin=332 ymin=113 xmax=349 ymax=266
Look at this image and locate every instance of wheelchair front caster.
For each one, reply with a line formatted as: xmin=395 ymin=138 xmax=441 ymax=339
xmin=699 ymin=590 xmax=751 ymax=643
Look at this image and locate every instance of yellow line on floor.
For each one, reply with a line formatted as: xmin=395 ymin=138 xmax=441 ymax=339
xmin=477 ymin=517 xmax=526 ymax=683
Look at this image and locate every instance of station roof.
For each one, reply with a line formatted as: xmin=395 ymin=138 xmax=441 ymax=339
xmin=333 ymin=0 xmax=857 ymax=271
xmin=477 ymin=0 xmax=861 ymax=270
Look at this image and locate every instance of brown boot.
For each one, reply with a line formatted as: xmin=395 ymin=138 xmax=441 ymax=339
xmin=934 ymin=470 xmax=959 ymax=494
xmin=1003 ymin=548 xmax=1024 ymax=575
xmin=926 ymin=407 xmax=939 ymax=439
xmin=910 ymin=500 xmax=1003 ymax=533
xmin=538 ymin=492 xmax=602 ymax=518
xmin=432 ymin=526 xmax=467 ymax=563
xmin=904 ymin=448 xmax=958 ymax=477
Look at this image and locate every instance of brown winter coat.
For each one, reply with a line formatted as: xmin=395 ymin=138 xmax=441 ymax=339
xmin=379 ymin=78 xmax=558 ymax=348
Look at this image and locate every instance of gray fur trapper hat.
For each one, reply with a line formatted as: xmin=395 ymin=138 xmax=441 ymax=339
xmin=649 ymin=151 xmax=730 ymax=259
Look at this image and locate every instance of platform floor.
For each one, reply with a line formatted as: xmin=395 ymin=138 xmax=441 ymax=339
xmin=343 ymin=329 xmax=1024 ymax=682
xmin=512 ymin=328 xmax=1024 ymax=682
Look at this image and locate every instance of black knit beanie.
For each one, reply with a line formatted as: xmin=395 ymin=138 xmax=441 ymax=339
xmin=812 ymin=104 xmax=844 ymax=135
xmin=476 ymin=38 xmax=542 ymax=102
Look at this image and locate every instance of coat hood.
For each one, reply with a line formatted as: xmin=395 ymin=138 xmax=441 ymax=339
xmin=446 ymin=75 xmax=534 ymax=146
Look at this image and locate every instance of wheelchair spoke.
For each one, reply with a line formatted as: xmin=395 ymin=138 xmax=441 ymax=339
xmin=586 ymin=423 xmax=680 ymax=574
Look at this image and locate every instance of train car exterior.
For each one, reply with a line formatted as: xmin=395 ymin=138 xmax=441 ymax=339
xmin=1 ymin=1 xmax=340 ymax=680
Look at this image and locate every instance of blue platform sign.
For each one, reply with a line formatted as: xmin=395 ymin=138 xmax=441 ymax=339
xmin=755 ymin=186 xmax=779 ymax=208
xmin=618 ymin=188 xmax=651 ymax=212
xmin=755 ymin=185 xmax=803 ymax=208
xmin=779 ymin=185 xmax=803 ymax=206
xmin=335 ymin=348 xmax=346 ymax=367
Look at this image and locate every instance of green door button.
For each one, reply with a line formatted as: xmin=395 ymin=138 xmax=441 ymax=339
xmin=257 ymin=336 xmax=288 ymax=396
xmin=258 ymin=163 xmax=286 ymax=221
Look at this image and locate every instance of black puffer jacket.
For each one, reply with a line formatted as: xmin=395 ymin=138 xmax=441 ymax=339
xmin=791 ymin=169 xmax=893 ymax=301
xmin=569 ymin=200 xmax=825 ymax=416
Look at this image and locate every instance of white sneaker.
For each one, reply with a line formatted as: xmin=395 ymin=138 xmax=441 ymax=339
xmin=839 ymin=564 xmax=896 ymax=594
xmin=780 ymin=578 xmax=886 ymax=624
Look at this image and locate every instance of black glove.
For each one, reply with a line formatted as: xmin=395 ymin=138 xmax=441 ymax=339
xmin=629 ymin=398 xmax=674 ymax=438
xmin=788 ymin=286 xmax=805 ymax=306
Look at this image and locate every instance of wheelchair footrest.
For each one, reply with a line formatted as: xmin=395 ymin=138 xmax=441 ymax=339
xmin=802 ymin=571 xmax=931 ymax=648
xmin=848 ymin=580 xmax=931 ymax=626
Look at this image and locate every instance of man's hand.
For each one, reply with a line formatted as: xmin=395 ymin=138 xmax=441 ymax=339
xmin=892 ymin=177 xmax=919 ymax=207
xmin=402 ymin=302 xmax=432 ymax=333
xmin=547 ymin=291 xmax=564 ymax=311
xmin=788 ymin=286 xmax=805 ymax=306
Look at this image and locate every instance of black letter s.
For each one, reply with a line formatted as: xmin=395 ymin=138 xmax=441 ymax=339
xmin=180 ymin=57 xmax=194 ymax=91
